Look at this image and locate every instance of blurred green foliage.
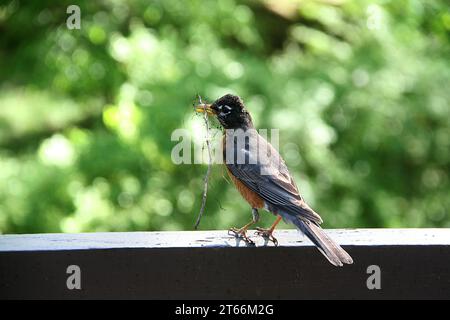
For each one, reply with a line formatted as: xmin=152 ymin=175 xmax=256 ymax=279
xmin=0 ymin=0 xmax=449 ymax=234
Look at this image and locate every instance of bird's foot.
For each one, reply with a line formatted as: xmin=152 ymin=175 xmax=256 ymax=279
xmin=255 ymin=227 xmax=278 ymax=246
xmin=228 ymin=227 xmax=254 ymax=245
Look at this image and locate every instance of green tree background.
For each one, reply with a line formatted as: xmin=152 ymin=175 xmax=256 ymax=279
xmin=0 ymin=0 xmax=449 ymax=234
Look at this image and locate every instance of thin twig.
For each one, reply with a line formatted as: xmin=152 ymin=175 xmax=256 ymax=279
xmin=194 ymin=95 xmax=213 ymax=229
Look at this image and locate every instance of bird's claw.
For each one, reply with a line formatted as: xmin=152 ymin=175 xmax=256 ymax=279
xmin=228 ymin=227 xmax=254 ymax=245
xmin=255 ymin=227 xmax=279 ymax=246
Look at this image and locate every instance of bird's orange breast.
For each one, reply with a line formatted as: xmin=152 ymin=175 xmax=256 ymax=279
xmin=226 ymin=167 xmax=265 ymax=209
xmin=223 ymin=136 xmax=265 ymax=209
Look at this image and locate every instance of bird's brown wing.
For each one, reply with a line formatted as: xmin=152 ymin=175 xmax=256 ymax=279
xmin=225 ymin=132 xmax=323 ymax=224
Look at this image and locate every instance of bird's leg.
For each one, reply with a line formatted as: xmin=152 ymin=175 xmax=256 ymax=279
xmin=255 ymin=215 xmax=282 ymax=246
xmin=228 ymin=208 xmax=259 ymax=244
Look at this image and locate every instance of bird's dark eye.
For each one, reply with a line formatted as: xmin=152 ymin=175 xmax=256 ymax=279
xmin=219 ymin=105 xmax=232 ymax=116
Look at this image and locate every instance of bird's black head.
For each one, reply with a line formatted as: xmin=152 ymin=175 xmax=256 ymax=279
xmin=210 ymin=94 xmax=254 ymax=129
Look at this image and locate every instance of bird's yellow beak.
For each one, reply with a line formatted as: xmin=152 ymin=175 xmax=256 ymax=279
xmin=195 ymin=104 xmax=215 ymax=115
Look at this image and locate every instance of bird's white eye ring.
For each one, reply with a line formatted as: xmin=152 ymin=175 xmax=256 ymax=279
xmin=219 ymin=105 xmax=231 ymax=115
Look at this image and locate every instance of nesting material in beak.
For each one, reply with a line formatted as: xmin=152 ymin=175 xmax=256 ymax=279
xmin=195 ymin=104 xmax=215 ymax=115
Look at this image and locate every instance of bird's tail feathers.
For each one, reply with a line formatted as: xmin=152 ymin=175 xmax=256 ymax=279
xmin=292 ymin=218 xmax=353 ymax=267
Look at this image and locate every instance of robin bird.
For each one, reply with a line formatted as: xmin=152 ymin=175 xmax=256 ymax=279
xmin=196 ymin=94 xmax=353 ymax=267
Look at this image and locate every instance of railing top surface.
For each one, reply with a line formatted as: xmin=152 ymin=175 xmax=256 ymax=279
xmin=0 ymin=228 xmax=449 ymax=252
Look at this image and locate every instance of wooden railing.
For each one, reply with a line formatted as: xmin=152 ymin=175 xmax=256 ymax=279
xmin=1 ymin=229 xmax=449 ymax=299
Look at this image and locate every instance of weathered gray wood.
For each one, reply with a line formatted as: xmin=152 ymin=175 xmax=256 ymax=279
xmin=1 ymin=228 xmax=449 ymax=251
xmin=0 ymin=229 xmax=449 ymax=299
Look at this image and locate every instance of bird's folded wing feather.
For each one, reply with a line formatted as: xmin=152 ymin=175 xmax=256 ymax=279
xmin=226 ymin=134 xmax=323 ymax=224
